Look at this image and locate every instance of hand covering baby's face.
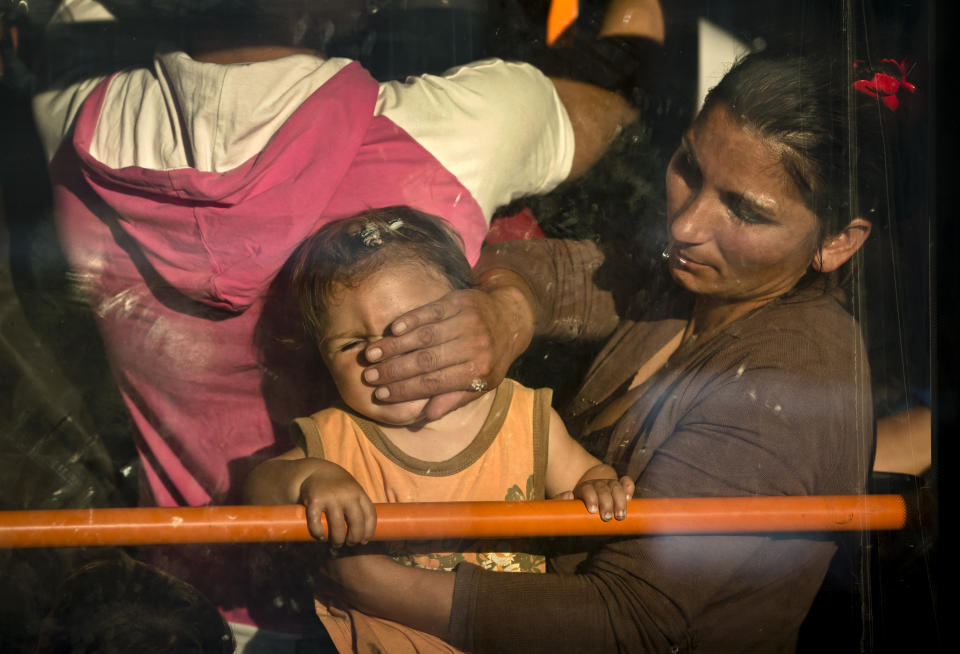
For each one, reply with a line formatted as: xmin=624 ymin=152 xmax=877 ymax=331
xmin=320 ymin=262 xmax=453 ymax=427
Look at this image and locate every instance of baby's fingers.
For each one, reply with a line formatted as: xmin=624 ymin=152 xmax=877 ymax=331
xmin=322 ymin=505 xmax=349 ymax=548
xmin=362 ymin=497 xmax=378 ymax=543
xmin=574 ymin=483 xmax=601 ymax=516
xmin=593 ymin=481 xmax=620 ymax=522
xmin=609 ymin=479 xmax=632 ymax=521
xmin=304 ymin=501 xmax=330 ymax=542
xmin=342 ymin=497 xmax=378 ymax=546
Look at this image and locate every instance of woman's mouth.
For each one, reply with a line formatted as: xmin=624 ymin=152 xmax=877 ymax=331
xmin=664 ymin=247 xmax=707 ymax=269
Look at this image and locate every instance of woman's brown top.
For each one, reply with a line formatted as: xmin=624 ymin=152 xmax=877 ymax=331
xmin=452 ymin=239 xmax=874 ymax=653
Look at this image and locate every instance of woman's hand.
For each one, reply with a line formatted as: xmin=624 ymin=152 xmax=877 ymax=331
xmin=299 ymin=461 xmax=377 ymax=547
xmin=361 ymin=271 xmax=537 ymax=421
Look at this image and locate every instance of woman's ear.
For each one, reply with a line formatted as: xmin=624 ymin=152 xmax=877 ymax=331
xmin=813 ymin=218 xmax=872 ymax=273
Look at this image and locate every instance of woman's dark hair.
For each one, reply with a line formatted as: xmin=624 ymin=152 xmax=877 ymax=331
xmin=703 ymin=51 xmax=906 ymax=247
xmin=290 ymin=206 xmax=473 ymax=344
xmin=33 ymin=556 xmax=234 ymax=654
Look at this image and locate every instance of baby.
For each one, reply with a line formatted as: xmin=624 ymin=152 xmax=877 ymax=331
xmin=245 ymin=206 xmax=632 ymax=652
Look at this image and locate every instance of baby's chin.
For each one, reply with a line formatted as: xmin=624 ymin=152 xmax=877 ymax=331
xmin=361 ymin=397 xmax=431 ymax=427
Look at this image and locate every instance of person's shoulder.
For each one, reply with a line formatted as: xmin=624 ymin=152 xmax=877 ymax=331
xmin=770 ymin=290 xmax=858 ymax=343
xmin=727 ymin=291 xmax=863 ymax=371
xmin=375 ymin=58 xmax=559 ymax=120
xmin=301 ymin=406 xmax=358 ymax=434
xmin=487 ymin=379 xmax=557 ymax=423
xmin=374 ymin=59 xmax=573 ymax=220
xmin=379 ymin=58 xmax=550 ymax=93
xmin=500 ymin=378 xmax=554 ymax=401
xmin=501 ymin=378 xmax=527 ymax=392
xmin=777 ymin=287 xmax=854 ymax=316
xmin=298 ymin=406 xmax=364 ymax=447
xmin=737 ymin=290 xmax=855 ymax=335
xmin=437 ymin=58 xmax=555 ymax=92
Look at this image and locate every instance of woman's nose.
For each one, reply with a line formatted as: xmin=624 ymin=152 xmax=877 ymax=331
xmin=668 ymin=193 xmax=715 ymax=244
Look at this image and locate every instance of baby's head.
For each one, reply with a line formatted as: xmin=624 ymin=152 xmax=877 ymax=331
xmin=290 ymin=206 xmax=472 ymax=425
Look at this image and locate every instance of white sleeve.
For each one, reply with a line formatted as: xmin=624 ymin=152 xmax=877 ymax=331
xmin=31 ymin=0 xmax=115 ymax=160
xmin=376 ymin=59 xmax=575 ymax=221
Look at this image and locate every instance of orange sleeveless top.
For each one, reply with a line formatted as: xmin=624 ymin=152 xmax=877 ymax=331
xmin=291 ymin=380 xmax=551 ymax=653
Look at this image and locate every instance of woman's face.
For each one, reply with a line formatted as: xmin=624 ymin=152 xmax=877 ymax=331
xmin=664 ymin=103 xmax=821 ymax=306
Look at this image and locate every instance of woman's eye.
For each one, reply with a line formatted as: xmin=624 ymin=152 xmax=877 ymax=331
xmin=673 ymin=150 xmax=701 ymax=188
xmin=734 ymin=211 xmax=764 ymax=225
xmin=727 ymin=196 xmax=769 ymax=225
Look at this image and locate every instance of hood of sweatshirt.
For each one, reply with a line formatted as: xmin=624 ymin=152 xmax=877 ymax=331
xmin=70 ymin=50 xmax=378 ymax=312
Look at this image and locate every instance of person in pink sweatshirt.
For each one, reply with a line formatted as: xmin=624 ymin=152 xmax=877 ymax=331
xmin=31 ymin=0 xmax=658 ymax=648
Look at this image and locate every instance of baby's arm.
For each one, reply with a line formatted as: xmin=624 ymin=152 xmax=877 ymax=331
xmin=243 ymin=448 xmax=377 ymax=546
xmin=544 ymin=411 xmax=635 ymax=521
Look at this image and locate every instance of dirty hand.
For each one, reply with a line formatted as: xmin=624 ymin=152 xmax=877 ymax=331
xmin=361 ymin=282 xmax=534 ymax=421
xmin=567 ymin=476 xmax=635 ymax=522
xmin=300 ymin=462 xmax=377 ymax=547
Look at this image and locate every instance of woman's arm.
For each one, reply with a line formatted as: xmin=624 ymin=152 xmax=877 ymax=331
xmin=475 ymin=239 xmax=621 ymax=342
xmin=326 ymin=533 xmax=692 ymax=654
xmin=325 ymin=552 xmax=456 ymax=639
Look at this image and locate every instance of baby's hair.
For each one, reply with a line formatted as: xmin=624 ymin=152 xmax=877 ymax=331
xmin=290 ymin=206 xmax=473 ymax=344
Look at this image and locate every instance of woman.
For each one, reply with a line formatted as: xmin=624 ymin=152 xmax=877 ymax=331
xmin=314 ymin=51 xmax=899 ymax=652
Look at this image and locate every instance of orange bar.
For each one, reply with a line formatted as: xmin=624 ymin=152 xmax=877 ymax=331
xmin=0 ymin=496 xmax=906 ymax=549
xmin=547 ymin=0 xmax=579 ymax=45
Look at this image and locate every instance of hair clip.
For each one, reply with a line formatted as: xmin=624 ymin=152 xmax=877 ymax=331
xmin=359 ymin=224 xmax=383 ymax=247
xmin=852 ymin=58 xmax=916 ymax=112
xmin=387 ymin=219 xmax=404 ymax=231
